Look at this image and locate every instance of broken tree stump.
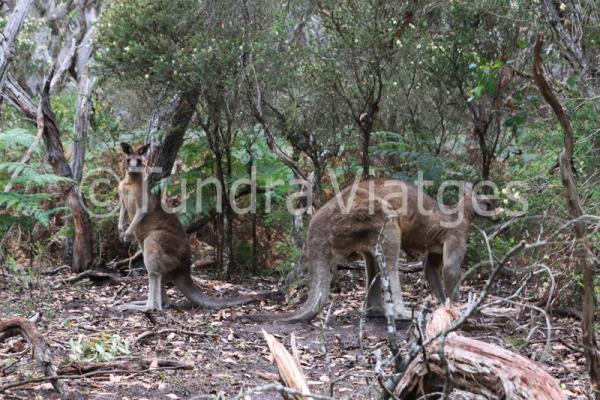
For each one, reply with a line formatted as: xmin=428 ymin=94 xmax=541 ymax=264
xmin=395 ymin=305 xmax=564 ymax=400
xmin=0 ymin=317 xmax=65 ymax=394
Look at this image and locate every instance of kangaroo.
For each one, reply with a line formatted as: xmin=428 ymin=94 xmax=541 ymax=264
xmin=117 ymin=142 xmax=263 ymax=311
xmin=250 ymin=178 xmax=494 ymax=323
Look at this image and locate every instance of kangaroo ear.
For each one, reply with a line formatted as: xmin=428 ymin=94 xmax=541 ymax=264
xmin=137 ymin=143 xmax=150 ymax=155
xmin=463 ymin=181 xmax=474 ymax=194
xmin=120 ymin=142 xmax=132 ymax=154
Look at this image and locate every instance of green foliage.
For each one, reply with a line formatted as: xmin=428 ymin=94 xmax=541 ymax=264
xmin=69 ymin=333 xmax=130 ymax=362
xmin=0 ymin=130 xmax=71 ymax=233
xmin=97 ymin=0 xmax=245 ymax=93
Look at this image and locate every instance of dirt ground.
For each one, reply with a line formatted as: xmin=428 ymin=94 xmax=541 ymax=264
xmin=0 ymin=261 xmax=590 ymax=399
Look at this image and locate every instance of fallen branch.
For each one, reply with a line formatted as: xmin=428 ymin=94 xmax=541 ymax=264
xmin=0 ymin=364 xmax=190 ymax=393
xmin=394 ymin=305 xmax=564 ymax=399
xmin=63 ymin=270 xmax=123 ymax=285
xmin=0 ymin=317 xmax=65 ymax=394
xmin=133 ymin=328 xmax=220 ymax=346
xmin=337 ymin=260 xmax=423 ymax=273
xmin=262 ymin=329 xmax=313 ymax=400
xmin=58 ymin=357 xmax=192 ymax=375
xmin=106 ymin=250 xmax=143 ymax=270
xmin=41 ymin=264 xmax=71 ymax=275
xmin=215 ymin=382 xmax=336 ymax=400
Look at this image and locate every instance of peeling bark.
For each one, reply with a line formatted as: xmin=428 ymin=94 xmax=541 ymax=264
xmin=71 ymin=2 xmax=98 ymax=183
xmin=0 ymin=0 xmax=34 ymax=89
xmin=395 ymin=305 xmax=564 ymax=399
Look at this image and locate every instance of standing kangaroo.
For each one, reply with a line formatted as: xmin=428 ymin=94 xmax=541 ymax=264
xmin=250 ymin=178 xmax=493 ymax=323
xmin=117 ymin=142 xmax=261 ymax=311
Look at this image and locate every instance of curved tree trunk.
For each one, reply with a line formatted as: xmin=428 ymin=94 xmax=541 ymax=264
xmin=146 ymin=90 xmax=200 ymax=186
xmin=3 ymin=75 xmax=94 ymax=272
xmin=533 ymin=33 xmax=600 ymax=398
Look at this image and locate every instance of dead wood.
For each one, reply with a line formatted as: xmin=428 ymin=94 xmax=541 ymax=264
xmin=41 ymin=264 xmax=71 ymax=275
xmin=262 ymin=329 xmax=313 ymax=400
xmin=63 ymin=270 xmax=123 ymax=285
xmin=394 ymin=305 xmax=564 ymax=400
xmin=106 ymin=250 xmax=143 ymax=270
xmin=57 ymin=357 xmax=192 ymax=375
xmin=133 ymin=328 xmax=220 ymax=346
xmin=0 ymin=0 xmax=34 ymax=88
xmin=336 ymin=260 xmax=423 ymax=273
xmin=1 ymin=359 xmax=191 ymax=393
xmin=0 ymin=317 xmax=66 ymax=394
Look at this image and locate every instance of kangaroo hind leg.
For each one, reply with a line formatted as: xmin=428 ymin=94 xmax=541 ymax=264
xmin=117 ymin=272 xmax=165 ymax=312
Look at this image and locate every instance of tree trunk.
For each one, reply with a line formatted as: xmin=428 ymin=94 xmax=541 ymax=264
xmin=361 ymin=127 xmax=371 ymax=180
xmin=4 ymin=75 xmax=94 ymax=272
xmin=474 ymin=120 xmax=492 ymax=181
xmin=146 ymin=90 xmax=199 ymax=186
xmin=224 ymin=139 xmax=234 ymax=278
xmin=71 ymin=3 xmax=97 ymax=183
xmin=0 ymin=0 xmax=34 ymax=89
xmin=533 ymin=33 xmax=600 ymax=398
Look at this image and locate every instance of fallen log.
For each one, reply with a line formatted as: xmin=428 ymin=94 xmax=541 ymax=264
xmin=0 ymin=317 xmax=65 ymax=394
xmin=395 ymin=305 xmax=564 ymax=400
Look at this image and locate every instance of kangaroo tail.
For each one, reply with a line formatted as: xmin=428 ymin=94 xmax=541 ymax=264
xmin=247 ymin=253 xmax=333 ymax=323
xmin=173 ymin=271 xmax=269 ymax=309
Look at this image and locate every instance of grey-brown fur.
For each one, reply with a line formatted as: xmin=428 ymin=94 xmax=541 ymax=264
xmin=117 ymin=142 xmax=262 ymax=311
xmin=251 ymin=178 xmax=492 ymax=323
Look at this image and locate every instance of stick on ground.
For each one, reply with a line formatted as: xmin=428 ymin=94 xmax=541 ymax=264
xmin=262 ymin=329 xmax=313 ymax=400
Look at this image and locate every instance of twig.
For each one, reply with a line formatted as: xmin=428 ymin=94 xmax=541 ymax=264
xmin=0 ymin=365 xmax=190 ymax=393
xmin=133 ymin=328 xmax=219 ymax=346
xmin=375 ymin=238 xmax=402 ymax=372
xmin=319 ymin=300 xmax=335 ymax=396
xmin=223 ymin=383 xmax=336 ymax=400
xmin=63 ymin=270 xmax=122 ymax=285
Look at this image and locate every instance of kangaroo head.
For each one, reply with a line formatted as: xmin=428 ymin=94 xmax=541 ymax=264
xmin=120 ymin=142 xmax=150 ymax=173
xmin=462 ymin=182 xmax=497 ymax=220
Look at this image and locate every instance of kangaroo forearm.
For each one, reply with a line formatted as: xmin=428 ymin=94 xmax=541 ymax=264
xmin=124 ymin=210 xmax=146 ymax=234
xmin=118 ymin=203 xmax=127 ymax=231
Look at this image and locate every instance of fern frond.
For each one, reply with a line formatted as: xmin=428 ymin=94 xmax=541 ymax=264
xmin=0 ymin=128 xmax=37 ymax=150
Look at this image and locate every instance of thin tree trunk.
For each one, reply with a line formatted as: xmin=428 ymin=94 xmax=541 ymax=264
xmin=71 ymin=3 xmax=97 ymax=183
xmin=361 ymin=127 xmax=370 ymax=180
xmin=224 ymin=141 xmax=234 ymax=278
xmin=0 ymin=0 xmax=34 ymax=89
xmin=533 ymin=33 xmax=600 ymax=398
xmin=3 ymin=75 xmax=94 ymax=272
xmin=247 ymin=150 xmax=258 ymax=271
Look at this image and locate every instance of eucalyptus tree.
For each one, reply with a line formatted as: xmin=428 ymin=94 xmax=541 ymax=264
xmin=1 ymin=0 xmax=99 ymax=272
xmin=398 ymin=0 xmax=537 ymax=181
xmin=314 ymin=0 xmax=418 ymax=179
xmin=245 ymin=0 xmax=350 ymax=205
